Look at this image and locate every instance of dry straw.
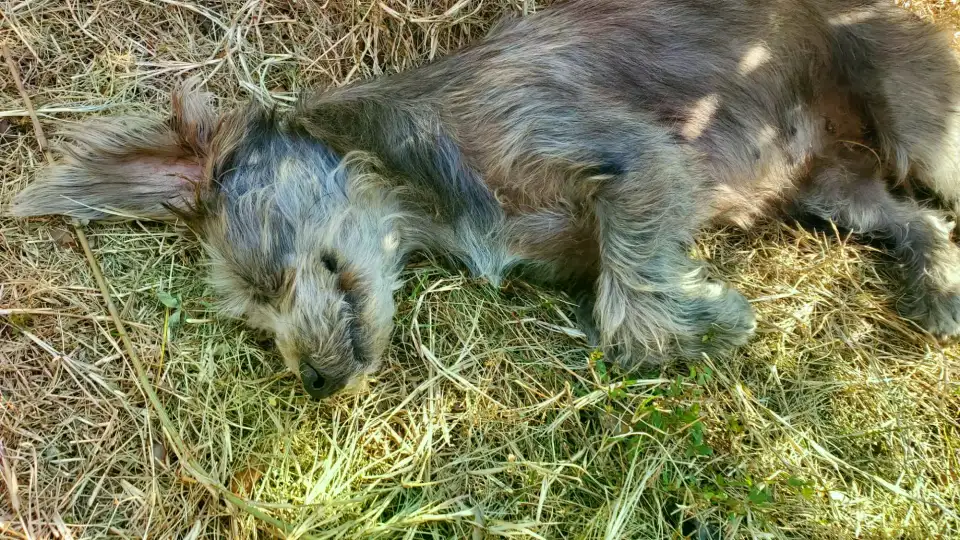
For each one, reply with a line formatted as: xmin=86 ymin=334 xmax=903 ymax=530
xmin=2 ymin=0 xmax=959 ymax=538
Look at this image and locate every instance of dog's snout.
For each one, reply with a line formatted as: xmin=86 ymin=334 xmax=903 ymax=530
xmin=299 ymin=361 xmax=347 ymax=399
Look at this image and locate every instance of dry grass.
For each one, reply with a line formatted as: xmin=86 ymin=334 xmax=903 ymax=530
xmin=2 ymin=0 xmax=960 ymax=538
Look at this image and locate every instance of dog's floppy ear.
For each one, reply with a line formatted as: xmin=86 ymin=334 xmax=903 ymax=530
xmin=9 ymin=78 xmax=218 ymax=222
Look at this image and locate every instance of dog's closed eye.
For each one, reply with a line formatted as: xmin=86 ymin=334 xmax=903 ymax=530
xmin=321 ymin=254 xmax=338 ymax=273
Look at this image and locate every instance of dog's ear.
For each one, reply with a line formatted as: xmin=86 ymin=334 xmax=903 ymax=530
xmin=9 ymin=78 xmax=218 ymax=222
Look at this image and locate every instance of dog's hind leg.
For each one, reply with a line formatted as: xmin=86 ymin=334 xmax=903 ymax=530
xmin=830 ymin=2 xmax=960 ymax=212
xmin=795 ymin=145 xmax=960 ymax=338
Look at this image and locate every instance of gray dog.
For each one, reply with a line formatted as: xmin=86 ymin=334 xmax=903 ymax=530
xmin=12 ymin=0 xmax=960 ymax=399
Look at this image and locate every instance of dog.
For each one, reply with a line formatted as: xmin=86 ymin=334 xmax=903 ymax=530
xmin=11 ymin=0 xmax=960 ymax=399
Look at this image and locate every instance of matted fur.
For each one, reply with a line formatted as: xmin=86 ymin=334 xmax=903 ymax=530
xmin=11 ymin=0 xmax=960 ymax=399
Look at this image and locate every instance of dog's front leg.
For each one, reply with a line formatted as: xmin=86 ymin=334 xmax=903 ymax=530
xmin=589 ymin=166 xmax=756 ymax=368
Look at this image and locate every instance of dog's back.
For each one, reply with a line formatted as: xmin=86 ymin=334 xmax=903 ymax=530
xmin=299 ymin=0 xmax=959 ymax=230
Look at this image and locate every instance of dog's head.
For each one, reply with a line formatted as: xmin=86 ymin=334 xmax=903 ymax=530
xmin=10 ymin=81 xmax=406 ymax=399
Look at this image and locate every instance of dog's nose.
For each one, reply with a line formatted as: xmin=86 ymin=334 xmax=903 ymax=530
xmin=299 ymin=361 xmax=347 ymax=399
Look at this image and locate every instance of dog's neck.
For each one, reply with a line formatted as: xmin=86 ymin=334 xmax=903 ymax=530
xmin=291 ymin=95 xmax=519 ymax=285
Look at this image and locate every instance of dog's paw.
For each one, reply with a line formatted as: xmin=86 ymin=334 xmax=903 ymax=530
xmin=678 ymin=281 xmax=757 ymax=357
xmin=903 ymin=287 xmax=960 ymax=339
xmin=900 ymin=243 xmax=960 ymax=339
xmin=596 ymin=279 xmax=756 ymax=369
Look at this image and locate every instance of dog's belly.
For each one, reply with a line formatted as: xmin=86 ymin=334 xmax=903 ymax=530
xmin=700 ymin=143 xmax=815 ymax=230
xmin=689 ymin=98 xmax=853 ymax=229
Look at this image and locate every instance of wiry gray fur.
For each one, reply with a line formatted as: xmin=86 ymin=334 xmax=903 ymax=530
xmin=10 ymin=0 xmax=960 ymax=400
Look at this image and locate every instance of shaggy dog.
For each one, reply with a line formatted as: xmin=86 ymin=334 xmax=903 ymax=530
xmin=11 ymin=0 xmax=960 ymax=399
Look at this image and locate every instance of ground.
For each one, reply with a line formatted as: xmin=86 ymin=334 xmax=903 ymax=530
xmin=2 ymin=1 xmax=960 ymax=538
